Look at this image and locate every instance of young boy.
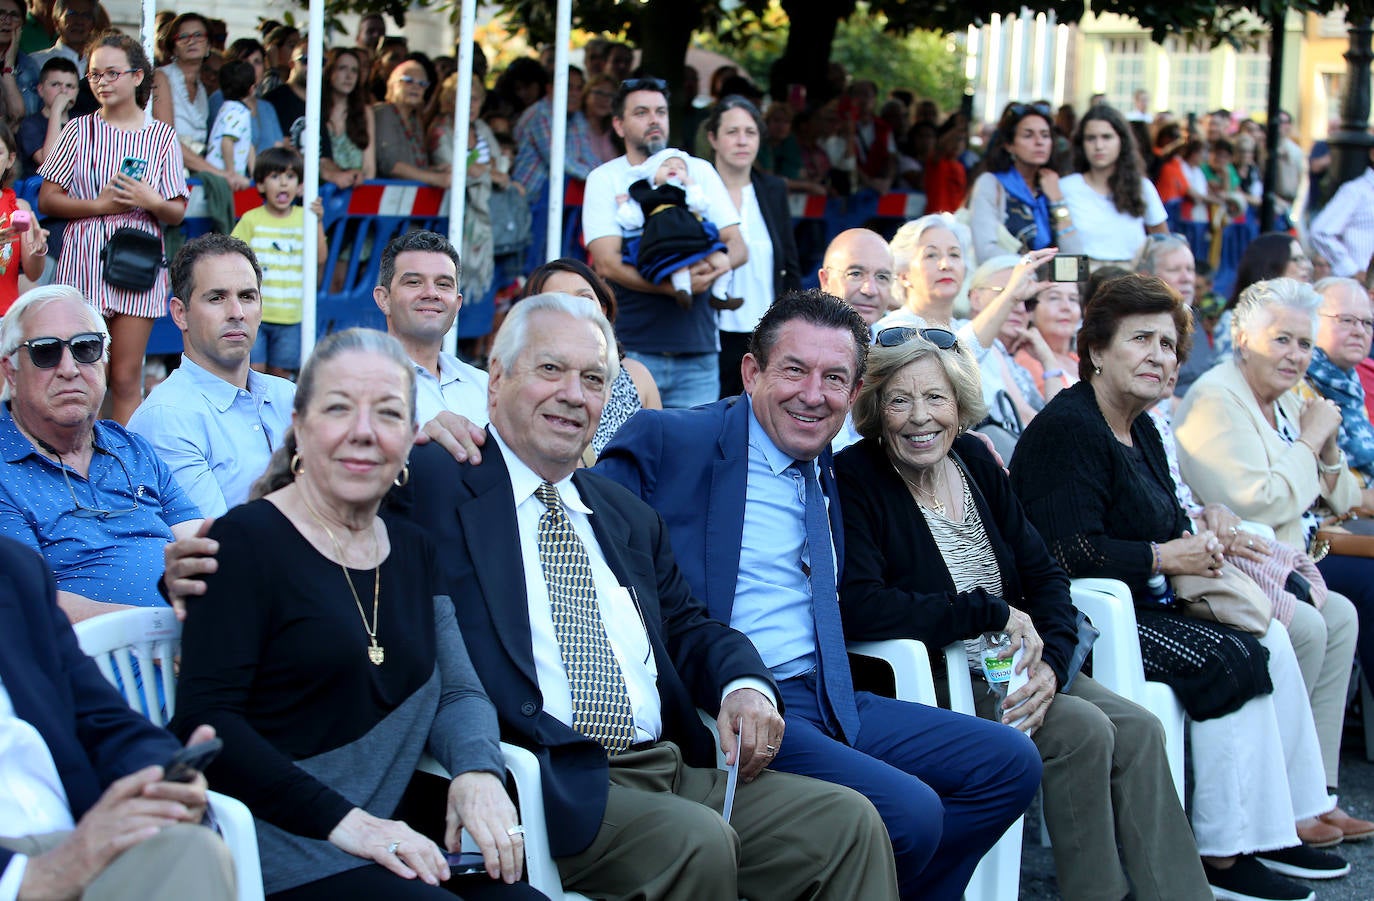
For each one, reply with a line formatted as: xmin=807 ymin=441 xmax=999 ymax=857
xmin=231 ymin=146 xmax=326 ymax=379
xmin=205 ymin=59 xmax=256 ymax=180
xmin=18 ymin=57 xmax=78 ymax=179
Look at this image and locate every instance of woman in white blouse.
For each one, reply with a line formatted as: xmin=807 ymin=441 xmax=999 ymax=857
xmin=1059 ymin=105 xmax=1168 ymax=268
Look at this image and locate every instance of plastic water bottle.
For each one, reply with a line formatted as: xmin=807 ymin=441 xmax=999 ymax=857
xmin=1147 ymin=574 xmax=1176 ymax=608
xmin=981 ymin=631 xmax=1014 ymax=701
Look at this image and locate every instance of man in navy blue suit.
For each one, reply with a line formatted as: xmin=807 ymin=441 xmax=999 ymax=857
xmin=0 ymin=537 xmax=235 ymax=900
xmin=597 ymin=289 xmax=1042 ymax=900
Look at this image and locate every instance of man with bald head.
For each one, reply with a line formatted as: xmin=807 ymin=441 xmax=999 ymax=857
xmin=1310 ymin=277 xmax=1374 ymax=509
xmin=817 ymin=228 xmax=894 ymax=330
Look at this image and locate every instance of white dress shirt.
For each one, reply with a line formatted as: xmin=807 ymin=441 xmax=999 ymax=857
xmin=0 ymin=677 xmax=76 ymax=901
xmin=412 ymin=352 xmax=490 ymax=428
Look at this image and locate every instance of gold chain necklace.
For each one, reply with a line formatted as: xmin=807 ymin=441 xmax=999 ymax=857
xmin=898 ymin=461 xmax=947 ymax=517
xmin=300 ymin=490 xmax=384 ymax=666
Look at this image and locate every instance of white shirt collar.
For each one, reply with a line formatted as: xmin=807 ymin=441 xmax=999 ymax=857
xmin=489 ymin=426 xmax=592 ymax=516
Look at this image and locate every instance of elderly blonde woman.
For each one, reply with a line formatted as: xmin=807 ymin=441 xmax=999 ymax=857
xmin=877 ymin=213 xmax=1057 ymax=349
xmin=172 ymin=329 xmax=543 ymax=901
xmin=1174 ymin=278 xmax=1374 ymax=845
xmin=1012 ymin=274 xmax=1349 ymax=900
xmin=836 ymin=325 xmax=1209 ymax=901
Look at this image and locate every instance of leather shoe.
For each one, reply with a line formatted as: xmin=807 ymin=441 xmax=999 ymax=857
xmin=1296 ymin=817 xmax=1344 ymax=848
xmin=1319 ymin=807 xmax=1374 ymax=842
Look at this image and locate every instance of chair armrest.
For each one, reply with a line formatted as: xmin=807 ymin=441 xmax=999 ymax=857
xmin=942 ymin=643 xmax=979 ymax=716
xmin=1069 ymin=578 xmax=1147 ymax=698
xmin=208 ymin=790 xmax=264 ymax=901
xmin=847 ymin=639 xmax=936 ymax=706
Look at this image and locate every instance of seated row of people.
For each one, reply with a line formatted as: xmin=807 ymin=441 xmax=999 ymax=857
xmin=2 ymin=221 xmax=1366 ymax=901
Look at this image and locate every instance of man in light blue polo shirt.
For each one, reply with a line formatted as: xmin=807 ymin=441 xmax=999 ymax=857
xmin=373 ymin=230 xmax=490 ymax=427
xmin=129 ymin=234 xmax=295 ymax=518
xmin=0 ymin=286 xmax=203 ymax=623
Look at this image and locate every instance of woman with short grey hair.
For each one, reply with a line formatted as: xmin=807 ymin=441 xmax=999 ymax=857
xmin=1176 ymin=277 xmax=1373 ymax=839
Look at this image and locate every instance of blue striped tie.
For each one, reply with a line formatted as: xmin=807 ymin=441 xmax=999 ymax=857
xmin=797 ymin=460 xmax=861 ymax=742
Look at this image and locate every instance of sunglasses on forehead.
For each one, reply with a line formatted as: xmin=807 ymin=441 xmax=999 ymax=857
xmin=620 ymin=77 xmax=668 ymax=94
xmin=874 ymin=326 xmax=960 ymax=351
xmin=16 ymin=333 xmax=106 ymax=368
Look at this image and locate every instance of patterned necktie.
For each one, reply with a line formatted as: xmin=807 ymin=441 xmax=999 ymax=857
xmin=535 ymin=481 xmax=637 ymax=753
xmin=797 ymin=460 xmax=861 ymax=742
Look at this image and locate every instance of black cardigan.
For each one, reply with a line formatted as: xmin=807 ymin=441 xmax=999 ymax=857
xmin=751 ymin=168 xmax=803 ymax=301
xmin=1008 ymin=381 xmax=1190 ymax=601
xmin=836 ymin=433 xmax=1080 ymax=689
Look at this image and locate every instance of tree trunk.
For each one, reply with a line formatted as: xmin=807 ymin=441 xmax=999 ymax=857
xmin=779 ymin=0 xmax=851 ymax=107
xmin=1260 ymin=8 xmax=1284 ymax=232
xmin=636 ymin=0 xmax=700 ymax=143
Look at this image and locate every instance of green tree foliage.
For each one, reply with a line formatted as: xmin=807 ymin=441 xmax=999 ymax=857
xmin=701 ymin=3 xmax=967 ymax=109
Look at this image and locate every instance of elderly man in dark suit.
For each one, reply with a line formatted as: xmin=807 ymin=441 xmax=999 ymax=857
xmin=399 ymin=291 xmax=897 ymax=901
xmin=0 ymin=536 xmax=235 ymax=900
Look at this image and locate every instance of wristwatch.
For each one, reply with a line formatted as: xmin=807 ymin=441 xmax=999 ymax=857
xmin=1051 ymin=204 xmax=1071 ymax=221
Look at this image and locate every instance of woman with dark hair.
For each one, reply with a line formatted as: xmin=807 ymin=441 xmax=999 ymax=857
xmin=152 ymin=13 xmax=248 ymax=190
xmin=38 ymin=30 xmax=187 ymax=423
xmin=707 ymin=95 xmax=801 ymax=396
xmin=1012 ymin=274 xmax=1350 ymax=901
xmin=522 ymin=258 xmax=660 ymax=458
xmin=207 ymin=38 xmax=284 ymax=153
xmin=1213 ymin=232 xmax=1314 ymax=358
xmin=1059 ymin=104 xmax=1168 ymax=268
xmin=320 ymin=47 xmax=375 ymax=188
xmin=967 ymin=101 xmax=1085 ymax=263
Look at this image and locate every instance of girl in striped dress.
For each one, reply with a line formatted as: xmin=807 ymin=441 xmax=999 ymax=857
xmin=38 ymin=31 xmax=187 ymax=424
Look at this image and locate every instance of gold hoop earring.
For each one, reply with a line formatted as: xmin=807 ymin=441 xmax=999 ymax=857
xmin=394 ymin=462 xmax=410 ymax=487
xmin=290 ymin=453 xmax=303 ymax=476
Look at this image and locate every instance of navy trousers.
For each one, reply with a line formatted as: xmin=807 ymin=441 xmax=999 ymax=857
xmin=773 ymin=673 xmax=1041 ymax=901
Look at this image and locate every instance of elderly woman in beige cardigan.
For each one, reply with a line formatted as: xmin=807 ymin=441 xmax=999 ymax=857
xmin=1175 ymin=277 xmax=1372 ymax=846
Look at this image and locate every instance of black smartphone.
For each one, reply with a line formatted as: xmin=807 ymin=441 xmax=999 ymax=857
xmin=444 ymin=851 xmax=487 ymax=876
xmin=163 ymin=737 xmax=222 ymax=783
xmin=1036 ymin=254 xmax=1089 ymax=283
xmin=120 ymin=156 xmax=148 ymax=180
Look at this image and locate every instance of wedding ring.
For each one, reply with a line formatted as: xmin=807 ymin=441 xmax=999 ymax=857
xmin=764 ymin=744 xmax=777 ymax=753
xmin=1247 ymin=539 xmax=1255 ymax=548
xmin=1228 ymin=526 xmax=1238 ymax=536
xmin=388 ymin=841 xmax=401 ymax=855
xmin=506 ymin=825 xmax=526 ymax=837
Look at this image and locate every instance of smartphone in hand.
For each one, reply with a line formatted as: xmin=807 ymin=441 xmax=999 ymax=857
xmin=163 ymin=737 xmax=222 ymax=783
xmin=120 ymin=157 xmax=149 ymax=181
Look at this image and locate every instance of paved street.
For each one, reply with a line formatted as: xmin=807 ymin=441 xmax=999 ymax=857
xmin=1017 ymin=708 xmax=1374 ymax=899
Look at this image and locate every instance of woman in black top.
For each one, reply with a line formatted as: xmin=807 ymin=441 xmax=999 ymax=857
xmin=173 ymin=328 xmax=543 ymax=901
xmin=1010 ymin=275 xmax=1344 ymax=901
xmin=835 ymin=330 xmax=1208 ymax=901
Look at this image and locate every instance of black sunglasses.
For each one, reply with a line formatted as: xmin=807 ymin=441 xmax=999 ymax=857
xmin=620 ymin=77 xmax=668 ymax=94
xmin=1007 ymin=101 xmax=1053 ymax=120
xmin=875 ymin=326 xmax=960 ymax=351
xmin=17 ymin=333 xmax=106 ymax=369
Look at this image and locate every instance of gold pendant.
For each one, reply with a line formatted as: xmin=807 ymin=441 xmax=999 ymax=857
xmin=368 ymin=643 xmax=385 ymax=666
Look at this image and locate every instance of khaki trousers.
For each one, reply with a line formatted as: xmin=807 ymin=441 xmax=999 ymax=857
xmin=973 ymin=675 xmax=1211 ymax=901
xmin=555 ymin=741 xmax=899 ymax=901
xmin=1286 ymin=592 xmax=1359 ymax=788
xmin=0 ymin=822 xmax=236 ymax=901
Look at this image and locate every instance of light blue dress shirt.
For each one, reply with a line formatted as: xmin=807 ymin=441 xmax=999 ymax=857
xmin=0 ymin=405 xmax=200 ymax=607
xmin=413 ymin=351 xmax=490 ymax=428
xmin=127 ymin=357 xmax=295 ymax=517
xmin=733 ymin=397 xmax=822 ymax=679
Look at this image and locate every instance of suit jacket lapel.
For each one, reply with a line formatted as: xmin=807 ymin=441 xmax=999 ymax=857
xmin=456 ymin=443 xmax=541 ymax=688
xmin=705 ymin=398 xmax=750 ymax=624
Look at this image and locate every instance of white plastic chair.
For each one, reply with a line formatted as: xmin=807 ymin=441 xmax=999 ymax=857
xmin=1068 ymin=578 xmax=1186 ymax=803
xmin=849 ymin=639 xmax=1024 ymax=901
xmin=418 ymin=748 xmax=590 ymax=901
xmin=73 ymin=608 xmax=265 ymax=901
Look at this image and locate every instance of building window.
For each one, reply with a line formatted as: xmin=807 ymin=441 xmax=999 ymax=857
xmin=1104 ymin=37 xmax=1145 ymax=109
xmin=1167 ymin=36 xmax=1212 ymax=115
xmin=1238 ymin=38 xmax=1270 ymax=119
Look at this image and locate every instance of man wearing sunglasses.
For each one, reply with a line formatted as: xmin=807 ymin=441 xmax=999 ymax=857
xmin=127 ymin=234 xmax=294 ymax=519
xmin=582 ymin=76 xmax=747 ymax=408
xmin=598 ymin=289 xmax=1041 ymax=900
xmin=0 ymin=285 xmax=204 ymax=624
